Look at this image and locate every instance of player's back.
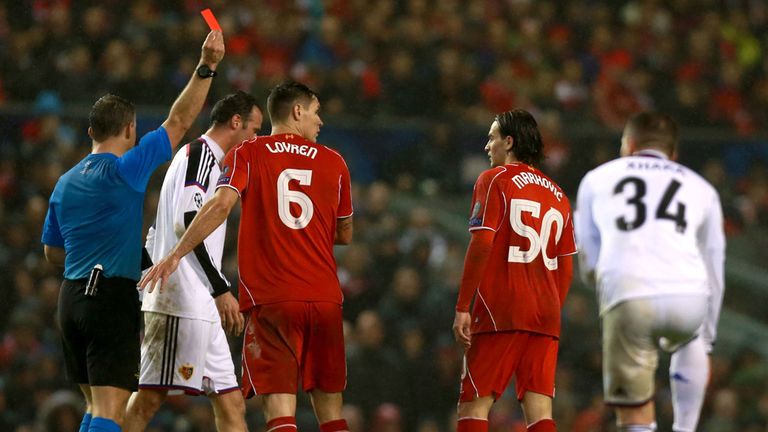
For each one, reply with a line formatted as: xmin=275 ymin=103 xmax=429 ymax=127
xmin=580 ymin=151 xmax=719 ymax=288
xmin=221 ymin=133 xmax=352 ymax=308
xmin=471 ymin=163 xmax=576 ymax=337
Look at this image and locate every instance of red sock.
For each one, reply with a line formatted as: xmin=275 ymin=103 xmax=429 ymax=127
xmin=266 ymin=416 xmax=297 ymax=432
xmin=320 ymin=419 xmax=350 ymax=432
xmin=457 ymin=417 xmax=488 ymax=432
xmin=528 ymin=418 xmax=556 ymax=432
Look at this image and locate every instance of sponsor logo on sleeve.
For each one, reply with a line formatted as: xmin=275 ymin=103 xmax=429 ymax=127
xmin=469 ymin=201 xmax=483 ymax=227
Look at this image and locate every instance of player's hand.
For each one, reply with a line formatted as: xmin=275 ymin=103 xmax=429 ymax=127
xmin=138 ymin=254 xmax=181 ymax=293
xmin=452 ymin=311 xmax=472 ymax=349
xmin=215 ymin=291 xmax=244 ymax=336
xmin=200 ymin=30 xmax=225 ymax=66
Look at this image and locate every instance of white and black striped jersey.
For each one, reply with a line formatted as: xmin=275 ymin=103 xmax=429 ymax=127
xmin=575 ymin=149 xmax=725 ymax=348
xmin=142 ymin=135 xmax=229 ymax=322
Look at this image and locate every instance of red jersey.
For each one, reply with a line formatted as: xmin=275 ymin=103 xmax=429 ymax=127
xmin=466 ymin=164 xmax=576 ymax=337
xmin=217 ymin=133 xmax=353 ymax=310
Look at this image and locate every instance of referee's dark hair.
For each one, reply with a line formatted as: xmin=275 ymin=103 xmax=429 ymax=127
xmin=88 ymin=94 xmax=135 ymax=142
xmin=495 ymin=109 xmax=544 ymax=167
xmin=267 ymin=81 xmax=317 ymax=124
xmin=210 ymin=91 xmax=261 ymax=128
xmin=625 ymin=111 xmax=679 ymax=156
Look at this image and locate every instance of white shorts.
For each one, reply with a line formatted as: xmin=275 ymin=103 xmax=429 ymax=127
xmin=602 ymin=295 xmax=707 ymax=405
xmin=139 ymin=312 xmax=238 ymax=395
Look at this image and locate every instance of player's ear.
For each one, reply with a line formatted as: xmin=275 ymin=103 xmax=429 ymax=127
xmin=292 ymin=103 xmax=302 ymax=121
xmin=230 ymin=114 xmax=242 ymax=130
xmin=505 ymin=135 xmax=514 ymax=152
xmin=87 ymin=127 xmax=94 ymax=140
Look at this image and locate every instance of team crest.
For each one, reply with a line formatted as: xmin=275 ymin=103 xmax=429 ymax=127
xmin=179 ymin=364 xmax=194 ymax=380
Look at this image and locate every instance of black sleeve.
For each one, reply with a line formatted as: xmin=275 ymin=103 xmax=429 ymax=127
xmin=184 ymin=211 xmax=230 ymax=297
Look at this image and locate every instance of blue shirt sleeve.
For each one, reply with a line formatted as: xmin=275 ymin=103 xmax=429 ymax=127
xmin=116 ymin=127 xmax=172 ymax=192
xmin=41 ymin=202 xmax=64 ymax=247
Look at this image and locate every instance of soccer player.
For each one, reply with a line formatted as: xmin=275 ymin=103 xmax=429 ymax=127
xmin=575 ymin=112 xmax=725 ymax=432
xmin=139 ymin=81 xmax=354 ymax=432
xmin=452 ymin=109 xmax=577 ymax=432
xmin=41 ymin=31 xmax=225 ymax=432
xmin=123 ymin=91 xmax=263 ymax=432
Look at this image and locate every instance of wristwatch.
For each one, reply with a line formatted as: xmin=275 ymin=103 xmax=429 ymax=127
xmin=196 ymin=64 xmax=217 ymax=79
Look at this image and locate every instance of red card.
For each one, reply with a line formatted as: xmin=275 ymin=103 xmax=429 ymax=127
xmin=200 ymin=8 xmax=221 ymax=31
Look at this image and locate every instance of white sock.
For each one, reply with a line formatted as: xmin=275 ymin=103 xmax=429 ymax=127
xmin=670 ymin=336 xmax=709 ymax=432
xmin=618 ymin=422 xmax=657 ymax=431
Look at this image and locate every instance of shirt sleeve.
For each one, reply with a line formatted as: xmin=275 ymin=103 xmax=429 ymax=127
xmin=574 ymin=172 xmax=600 ymax=283
xmin=216 ymin=143 xmax=249 ymax=195
xmin=337 ymin=157 xmax=353 ymax=218
xmin=117 ymin=127 xmax=172 ymax=192
xmin=468 ymin=168 xmax=506 ymax=232
xmin=41 ymin=201 xmax=64 ymax=247
xmin=697 ymin=190 xmax=726 ymax=352
xmin=558 ymin=209 xmax=578 ymax=256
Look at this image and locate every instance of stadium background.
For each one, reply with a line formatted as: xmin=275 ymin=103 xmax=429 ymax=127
xmin=1 ymin=0 xmax=767 ymax=431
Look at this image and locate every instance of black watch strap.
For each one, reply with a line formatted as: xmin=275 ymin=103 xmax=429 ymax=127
xmin=196 ymin=64 xmax=217 ymax=79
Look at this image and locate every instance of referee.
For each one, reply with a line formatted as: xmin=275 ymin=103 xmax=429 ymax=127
xmin=41 ymin=31 xmax=225 ymax=432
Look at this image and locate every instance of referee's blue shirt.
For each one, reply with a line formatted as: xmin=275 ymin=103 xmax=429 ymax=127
xmin=42 ymin=127 xmax=172 ymax=281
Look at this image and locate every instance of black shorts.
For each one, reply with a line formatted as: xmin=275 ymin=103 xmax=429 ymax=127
xmin=58 ymin=276 xmax=141 ymax=391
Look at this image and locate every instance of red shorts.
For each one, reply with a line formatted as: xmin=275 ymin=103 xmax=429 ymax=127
xmin=241 ymin=302 xmax=346 ymax=398
xmin=459 ymin=331 xmax=558 ymax=402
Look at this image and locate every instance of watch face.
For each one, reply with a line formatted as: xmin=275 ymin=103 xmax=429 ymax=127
xmin=197 ymin=65 xmax=215 ymax=78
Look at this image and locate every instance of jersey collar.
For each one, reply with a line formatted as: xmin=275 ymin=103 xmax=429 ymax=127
xmin=200 ymin=134 xmax=225 ymax=162
xmin=633 ymin=149 xmax=669 ymax=160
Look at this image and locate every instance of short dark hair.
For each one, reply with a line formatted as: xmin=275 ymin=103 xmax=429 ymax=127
xmin=210 ymin=91 xmax=261 ymax=127
xmin=267 ymin=81 xmax=317 ymax=124
xmin=88 ymin=94 xmax=135 ymax=141
xmin=624 ymin=111 xmax=678 ymax=155
xmin=495 ymin=109 xmax=544 ymax=166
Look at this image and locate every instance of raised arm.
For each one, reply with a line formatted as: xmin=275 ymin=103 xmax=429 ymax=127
xmin=162 ymin=30 xmax=225 ymax=150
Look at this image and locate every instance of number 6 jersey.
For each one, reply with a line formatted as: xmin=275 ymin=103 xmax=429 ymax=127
xmin=575 ymin=149 xmax=725 ymax=318
xmin=217 ymin=133 xmax=353 ymax=309
xmin=467 ymin=163 xmax=577 ymax=337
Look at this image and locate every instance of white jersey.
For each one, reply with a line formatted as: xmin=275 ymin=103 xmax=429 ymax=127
xmin=142 ymin=135 xmax=229 ymax=322
xmin=575 ymin=149 xmax=725 ymax=346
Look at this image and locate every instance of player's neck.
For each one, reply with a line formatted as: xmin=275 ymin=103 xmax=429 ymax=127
xmin=271 ymin=124 xmax=304 ymax=139
xmin=204 ymin=128 xmax=230 ymax=153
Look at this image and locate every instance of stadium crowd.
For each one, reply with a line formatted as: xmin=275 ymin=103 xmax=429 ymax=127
xmin=1 ymin=0 xmax=768 ymax=431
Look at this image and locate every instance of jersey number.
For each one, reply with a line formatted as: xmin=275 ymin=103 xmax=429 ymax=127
xmin=614 ymin=177 xmax=687 ymax=233
xmin=277 ymin=169 xmax=314 ymax=229
xmin=508 ymin=199 xmax=564 ymax=270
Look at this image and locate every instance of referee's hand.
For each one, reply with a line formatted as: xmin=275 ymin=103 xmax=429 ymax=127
xmin=215 ymin=291 xmax=244 ymax=336
xmin=138 ymin=254 xmax=181 ymax=293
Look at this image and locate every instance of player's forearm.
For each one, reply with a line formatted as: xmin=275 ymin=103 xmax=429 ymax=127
xmin=170 ymin=198 xmax=230 ymax=262
xmin=456 ymin=230 xmax=494 ymax=312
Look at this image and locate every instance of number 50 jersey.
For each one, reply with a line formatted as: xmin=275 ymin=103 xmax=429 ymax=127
xmin=217 ymin=133 xmax=353 ymax=310
xmin=575 ymin=149 xmax=725 ymax=316
xmin=468 ymin=163 xmax=577 ymax=337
